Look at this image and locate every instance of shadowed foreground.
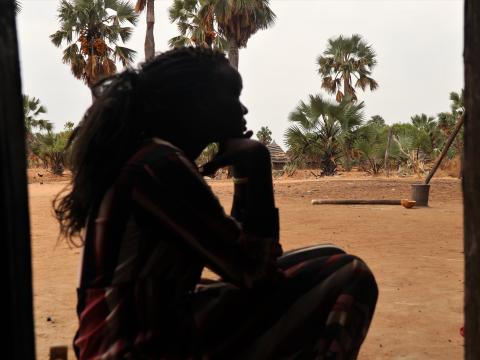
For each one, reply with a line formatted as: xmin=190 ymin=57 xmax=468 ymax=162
xmin=30 ymin=177 xmax=463 ymax=359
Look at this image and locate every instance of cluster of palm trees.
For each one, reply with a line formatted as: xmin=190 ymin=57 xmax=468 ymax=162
xmin=23 ymin=95 xmax=75 ymax=175
xmin=285 ymin=88 xmax=464 ymax=176
xmin=284 ymin=34 xmax=463 ymax=176
xmin=19 ymin=0 xmax=275 ymax=174
xmin=285 ymin=34 xmax=378 ymax=175
xmin=285 ymin=94 xmax=365 ymax=176
xmin=48 ymin=0 xmax=276 ymax=93
xmin=21 ymin=1 xmax=464 ymax=177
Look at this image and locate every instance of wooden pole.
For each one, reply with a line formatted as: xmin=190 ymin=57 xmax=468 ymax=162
xmin=463 ymin=0 xmax=480 ymax=358
xmin=424 ymin=114 xmax=464 ymax=184
xmin=311 ymin=199 xmax=416 ymax=208
xmin=0 ymin=2 xmax=36 ymax=359
xmin=312 ymin=199 xmax=402 ymax=205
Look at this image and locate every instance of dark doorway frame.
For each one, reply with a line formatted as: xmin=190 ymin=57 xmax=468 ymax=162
xmin=0 ymin=1 xmax=36 ymax=359
xmin=463 ymin=1 xmax=480 ymax=358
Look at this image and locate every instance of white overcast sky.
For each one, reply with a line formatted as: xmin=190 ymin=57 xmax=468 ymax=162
xmin=16 ymin=0 xmax=464 ymax=146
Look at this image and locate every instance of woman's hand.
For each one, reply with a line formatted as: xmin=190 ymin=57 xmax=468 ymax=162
xmin=201 ymin=132 xmax=278 ymax=239
xmin=199 ymin=131 xmax=271 ymax=178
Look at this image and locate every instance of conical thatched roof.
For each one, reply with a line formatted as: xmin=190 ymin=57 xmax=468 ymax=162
xmin=267 ymin=141 xmax=289 ymax=163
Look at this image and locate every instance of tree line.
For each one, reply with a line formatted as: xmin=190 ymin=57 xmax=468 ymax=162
xmin=19 ymin=0 xmax=463 ymax=177
xmin=283 ymin=89 xmax=464 ymax=176
xmin=280 ymin=34 xmax=463 ymax=176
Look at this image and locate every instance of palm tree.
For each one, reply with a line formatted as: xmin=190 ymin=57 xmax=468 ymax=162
xmin=354 ymin=128 xmax=384 ymax=174
xmin=367 ymin=115 xmax=386 ymax=127
xmin=214 ymin=0 xmax=275 ymax=69
xmin=168 ymin=0 xmax=226 ymax=50
xmin=437 ymin=111 xmax=456 ymax=137
xmin=135 ymin=0 xmax=155 ymax=60
xmin=169 ymin=0 xmax=275 ymax=68
xmin=50 ymin=0 xmax=138 ymax=90
xmin=256 ymin=126 xmax=272 ymax=145
xmin=23 ymin=95 xmax=53 ymax=138
xmin=354 ymin=122 xmax=395 ymax=175
xmin=317 ymin=34 xmax=378 ymax=102
xmin=450 ymin=89 xmax=465 ymax=115
xmin=411 ymin=113 xmax=440 ymax=155
xmin=336 ymin=96 xmax=364 ymax=170
xmin=23 ymin=95 xmax=54 ymax=161
xmin=438 ymin=91 xmax=464 ymax=137
xmin=35 ymin=122 xmax=77 ymax=175
xmin=438 ymin=90 xmax=464 ymax=159
xmin=285 ymin=95 xmax=352 ymax=176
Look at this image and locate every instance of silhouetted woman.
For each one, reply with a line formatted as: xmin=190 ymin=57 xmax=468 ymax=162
xmin=55 ymin=47 xmax=378 ymax=360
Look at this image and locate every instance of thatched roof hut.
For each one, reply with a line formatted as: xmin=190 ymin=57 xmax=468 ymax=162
xmin=266 ymin=141 xmax=289 ymax=170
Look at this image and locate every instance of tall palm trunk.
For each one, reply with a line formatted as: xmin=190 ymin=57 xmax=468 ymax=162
xmin=343 ymin=75 xmax=349 ymax=100
xmin=342 ymin=75 xmax=353 ymax=171
xmin=145 ymin=0 xmax=155 ymax=61
xmin=227 ymin=38 xmax=239 ymax=69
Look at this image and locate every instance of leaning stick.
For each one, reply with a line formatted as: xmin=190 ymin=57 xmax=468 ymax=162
xmin=424 ymin=114 xmax=464 ymax=184
xmin=311 ymin=199 xmax=416 ymax=208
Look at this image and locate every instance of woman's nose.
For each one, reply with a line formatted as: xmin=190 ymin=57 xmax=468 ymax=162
xmin=241 ymin=104 xmax=248 ymax=115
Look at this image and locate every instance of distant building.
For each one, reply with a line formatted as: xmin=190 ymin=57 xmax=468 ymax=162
xmin=266 ymin=141 xmax=289 ymax=170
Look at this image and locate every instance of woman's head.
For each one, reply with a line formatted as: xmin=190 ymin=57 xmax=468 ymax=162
xmin=90 ymin=46 xmax=247 ymax=145
xmin=55 ymin=47 xmax=248 ymax=243
xmin=135 ymin=47 xmax=248 ymax=143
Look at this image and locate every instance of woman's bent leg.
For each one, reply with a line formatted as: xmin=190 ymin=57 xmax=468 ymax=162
xmin=192 ymin=249 xmax=378 ymax=360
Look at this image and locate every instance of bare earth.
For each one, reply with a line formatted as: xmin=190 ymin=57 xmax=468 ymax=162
xmin=30 ymin=174 xmax=464 ymax=359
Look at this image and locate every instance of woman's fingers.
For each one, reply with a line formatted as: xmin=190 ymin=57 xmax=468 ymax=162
xmin=242 ymin=130 xmax=254 ymax=139
xmin=199 ymin=137 xmax=269 ymax=177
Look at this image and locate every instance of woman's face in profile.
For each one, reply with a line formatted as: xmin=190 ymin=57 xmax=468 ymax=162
xmin=198 ymin=64 xmax=248 ymax=142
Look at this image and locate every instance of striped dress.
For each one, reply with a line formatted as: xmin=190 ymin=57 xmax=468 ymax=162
xmin=74 ymin=138 xmax=378 ymax=359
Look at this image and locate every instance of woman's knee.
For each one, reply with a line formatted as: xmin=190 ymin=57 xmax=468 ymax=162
xmin=278 ymin=244 xmax=346 ymax=269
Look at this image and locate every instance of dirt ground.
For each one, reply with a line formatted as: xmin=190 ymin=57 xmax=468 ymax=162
xmin=29 ymin=173 xmax=464 ymax=359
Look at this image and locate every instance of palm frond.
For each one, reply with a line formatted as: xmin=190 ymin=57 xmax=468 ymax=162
xmin=116 ymin=25 xmax=134 ymax=43
xmin=168 ymin=35 xmax=194 ymax=48
xmin=113 ymin=45 xmax=136 ymax=66
xmin=112 ymin=0 xmax=139 ymax=26
xmin=50 ymin=30 xmax=69 ymax=47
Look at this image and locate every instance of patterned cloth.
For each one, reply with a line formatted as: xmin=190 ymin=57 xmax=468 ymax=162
xmin=74 ymin=139 xmax=378 ymax=359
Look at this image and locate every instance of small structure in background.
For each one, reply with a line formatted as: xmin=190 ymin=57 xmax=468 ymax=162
xmin=267 ymin=140 xmax=289 ymax=170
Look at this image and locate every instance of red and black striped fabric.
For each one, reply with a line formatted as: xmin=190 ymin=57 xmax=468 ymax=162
xmin=74 ymin=139 xmax=378 ymax=359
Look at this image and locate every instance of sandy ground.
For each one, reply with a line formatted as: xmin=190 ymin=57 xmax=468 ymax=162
xmin=29 ymin=175 xmax=464 ymax=359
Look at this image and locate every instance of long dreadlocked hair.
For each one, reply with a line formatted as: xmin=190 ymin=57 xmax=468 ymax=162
xmin=54 ymin=47 xmax=230 ymax=245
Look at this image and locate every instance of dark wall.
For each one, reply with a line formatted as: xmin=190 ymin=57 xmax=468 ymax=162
xmin=0 ymin=1 xmax=36 ymax=359
xmin=463 ymin=1 xmax=480 ymax=358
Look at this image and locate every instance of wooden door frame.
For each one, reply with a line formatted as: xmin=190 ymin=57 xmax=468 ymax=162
xmin=0 ymin=1 xmax=36 ymax=359
xmin=463 ymin=1 xmax=480 ymax=359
